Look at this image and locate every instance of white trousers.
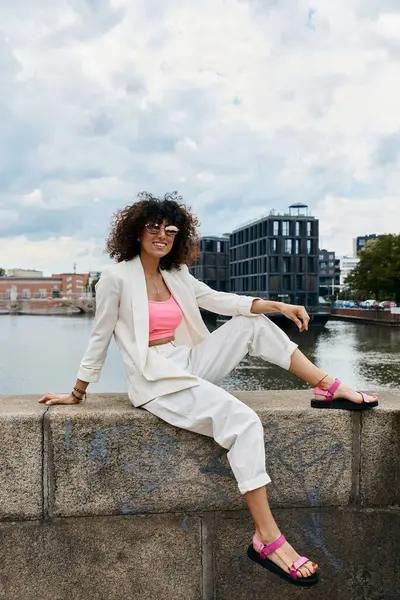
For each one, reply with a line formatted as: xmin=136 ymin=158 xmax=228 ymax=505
xmin=144 ymin=315 xmax=298 ymax=494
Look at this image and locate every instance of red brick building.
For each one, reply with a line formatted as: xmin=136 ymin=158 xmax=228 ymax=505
xmin=0 ymin=273 xmax=89 ymax=299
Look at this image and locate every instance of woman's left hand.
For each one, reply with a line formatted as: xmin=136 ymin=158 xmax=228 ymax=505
xmin=280 ymin=303 xmax=310 ymax=331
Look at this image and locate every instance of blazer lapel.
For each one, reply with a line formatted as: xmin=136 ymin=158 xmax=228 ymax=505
xmin=161 ymin=267 xmax=208 ymax=346
xmin=129 ymin=257 xmax=149 ymax=369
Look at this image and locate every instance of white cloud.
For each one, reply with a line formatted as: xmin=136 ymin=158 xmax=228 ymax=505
xmin=0 ymin=0 xmax=399 ymax=271
xmin=317 ymin=194 xmax=400 ymax=255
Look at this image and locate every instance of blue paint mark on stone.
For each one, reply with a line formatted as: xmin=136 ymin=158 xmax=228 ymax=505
xmin=89 ymin=429 xmax=108 ymax=460
xmin=181 ymin=517 xmax=190 ymax=532
xmin=64 ymin=421 xmax=76 ymax=451
xmin=119 ymin=503 xmax=140 ymax=515
xmin=123 ymin=461 xmax=137 ymax=474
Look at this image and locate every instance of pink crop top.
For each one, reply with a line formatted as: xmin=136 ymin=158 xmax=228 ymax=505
xmin=148 ymin=296 xmax=183 ymax=342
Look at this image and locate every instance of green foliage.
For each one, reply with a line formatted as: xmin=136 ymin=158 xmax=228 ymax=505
xmin=345 ymin=234 xmax=400 ymax=301
xmin=0 ymin=268 xmax=5 ymax=277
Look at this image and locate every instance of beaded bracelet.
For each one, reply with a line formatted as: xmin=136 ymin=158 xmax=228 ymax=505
xmin=71 ymin=390 xmax=86 ymax=403
xmin=73 ymin=386 xmax=86 ymax=396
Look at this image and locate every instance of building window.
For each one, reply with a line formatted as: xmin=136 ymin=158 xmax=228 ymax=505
xmin=284 ymin=239 xmax=292 ymax=254
xmin=273 ymin=221 xmax=279 ymax=236
xmin=217 ymin=241 xmax=221 ymax=252
xmin=22 ymin=288 xmax=31 ymax=298
xmin=270 ymin=239 xmax=277 ymax=253
xmin=307 ymin=222 xmax=312 ymax=236
xmin=283 ymin=257 xmax=290 ymax=273
xmin=270 ymin=257 xmax=279 ymax=272
xmin=295 ymin=222 xmax=300 ymax=236
xmin=205 ymin=239 xmax=213 ymax=252
xmin=282 ymin=221 xmax=289 ymax=236
xmin=39 ymin=289 xmax=47 ymax=298
xmin=329 ymin=261 xmax=334 ymax=266
xmin=283 ymin=275 xmax=291 ymax=291
xmin=295 ymin=240 xmax=300 ymax=255
xmin=307 ymin=240 xmax=312 ymax=255
xmin=319 ymin=254 xmax=324 ymax=260
xmin=329 ymin=254 xmax=334 ymax=259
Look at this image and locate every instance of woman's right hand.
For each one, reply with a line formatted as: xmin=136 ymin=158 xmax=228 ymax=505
xmin=38 ymin=392 xmax=79 ymax=405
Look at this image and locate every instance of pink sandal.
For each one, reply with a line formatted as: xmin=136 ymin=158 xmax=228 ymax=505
xmin=311 ymin=377 xmax=378 ymax=411
xmin=247 ymin=534 xmax=319 ymax=587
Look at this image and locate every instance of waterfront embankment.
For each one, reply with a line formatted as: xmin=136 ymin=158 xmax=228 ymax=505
xmin=332 ymin=307 xmax=400 ymax=326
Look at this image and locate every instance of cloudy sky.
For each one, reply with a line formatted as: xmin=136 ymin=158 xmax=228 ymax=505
xmin=1 ymin=0 xmax=399 ymax=275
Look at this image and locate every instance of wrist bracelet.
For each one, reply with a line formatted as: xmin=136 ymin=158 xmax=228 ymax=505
xmin=71 ymin=390 xmax=85 ymax=403
xmin=73 ymin=386 xmax=86 ymax=395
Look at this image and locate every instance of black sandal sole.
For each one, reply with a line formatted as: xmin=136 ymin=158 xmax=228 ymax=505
xmin=311 ymin=399 xmax=379 ymax=411
xmin=247 ymin=546 xmax=319 ymax=587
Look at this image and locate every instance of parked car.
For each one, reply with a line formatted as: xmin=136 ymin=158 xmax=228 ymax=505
xmin=360 ymin=299 xmax=379 ymax=309
xmin=379 ymin=300 xmax=396 ymax=309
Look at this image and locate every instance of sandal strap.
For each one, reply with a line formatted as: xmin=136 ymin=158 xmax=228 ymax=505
xmin=359 ymin=391 xmax=373 ymax=403
xmin=253 ymin=534 xmax=286 ymax=559
xmin=289 ymin=556 xmax=310 ymax=579
xmin=313 ymin=377 xmax=341 ymax=401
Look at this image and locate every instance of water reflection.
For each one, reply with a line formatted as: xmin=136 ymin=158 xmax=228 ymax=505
xmin=0 ymin=315 xmax=399 ymax=395
xmin=219 ymin=320 xmax=400 ymax=393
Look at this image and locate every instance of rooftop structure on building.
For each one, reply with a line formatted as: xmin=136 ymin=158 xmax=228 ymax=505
xmin=230 ymin=204 xmax=319 ymax=307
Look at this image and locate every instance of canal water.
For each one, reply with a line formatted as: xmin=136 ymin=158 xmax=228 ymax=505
xmin=0 ymin=315 xmax=399 ymax=395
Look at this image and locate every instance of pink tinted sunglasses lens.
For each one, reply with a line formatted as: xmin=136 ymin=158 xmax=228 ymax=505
xmin=145 ymin=224 xmax=179 ymax=236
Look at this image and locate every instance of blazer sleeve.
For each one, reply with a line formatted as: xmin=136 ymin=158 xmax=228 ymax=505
xmin=187 ymin=270 xmax=261 ymax=317
xmin=77 ymin=268 xmax=122 ymax=383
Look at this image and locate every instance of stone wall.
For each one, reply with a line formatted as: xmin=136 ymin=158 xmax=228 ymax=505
xmin=333 ymin=308 xmax=400 ymax=326
xmin=0 ymin=391 xmax=399 ymax=600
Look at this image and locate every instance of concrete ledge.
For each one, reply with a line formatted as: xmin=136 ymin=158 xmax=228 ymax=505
xmin=0 ymin=515 xmax=202 ymax=600
xmin=1 ymin=391 xmax=399 ymax=599
xmin=360 ymin=402 xmax=400 ymax=506
xmin=44 ymin=391 xmax=357 ymax=518
xmin=0 ymin=397 xmax=46 ymax=520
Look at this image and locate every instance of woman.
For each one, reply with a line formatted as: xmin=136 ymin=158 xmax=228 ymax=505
xmin=39 ymin=192 xmax=377 ymax=587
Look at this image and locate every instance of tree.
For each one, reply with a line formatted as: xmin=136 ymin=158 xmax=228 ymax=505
xmin=0 ymin=268 xmax=5 ymax=277
xmin=345 ymin=234 xmax=400 ymax=302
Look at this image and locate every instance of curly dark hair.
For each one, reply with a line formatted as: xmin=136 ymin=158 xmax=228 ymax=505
xmin=106 ymin=191 xmax=200 ymax=270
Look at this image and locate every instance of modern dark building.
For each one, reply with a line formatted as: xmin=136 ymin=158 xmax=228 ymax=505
xmin=318 ymin=249 xmax=340 ymax=297
xmin=353 ymin=234 xmax=378 ymax=256
xmin=229 ymin=203 xmax=319 ymax=307
xmin=189 ymin=235 xmax=230 ymax=291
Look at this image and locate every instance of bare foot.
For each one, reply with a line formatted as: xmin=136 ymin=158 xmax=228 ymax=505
xmin=316 ymin=376 xmax=377 ymax=404
xmin=254 ymin=531 xmax=318 ymax=579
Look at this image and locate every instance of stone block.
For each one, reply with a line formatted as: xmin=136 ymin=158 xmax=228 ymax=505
xmin=213 ymin=507 xmax=400 ymax=600
xmin=237 ymin=391 xmax=355 ymax=508
xmin=46 ymin=392 xmax=355 ymax=517
xmin=360 ymin=396 xmax=400 ymax=506
xmin=0 ymin=514 xmax=201 ymax=600
xmin=46 ymin=394 xmax=242 ymax=517
xmin=0 ymin=396 xmax=45 ymax=520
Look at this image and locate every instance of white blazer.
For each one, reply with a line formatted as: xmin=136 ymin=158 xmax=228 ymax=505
xmin=77 ymin=256 xmax=259 ymax=407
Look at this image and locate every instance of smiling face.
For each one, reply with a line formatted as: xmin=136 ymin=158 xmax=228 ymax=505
xmin=139 ymin=218 xmax=179 ymax=260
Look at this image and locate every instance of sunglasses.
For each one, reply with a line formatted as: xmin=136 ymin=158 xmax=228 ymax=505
xmin=144 ymin=223 xmax=179 ymax=237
